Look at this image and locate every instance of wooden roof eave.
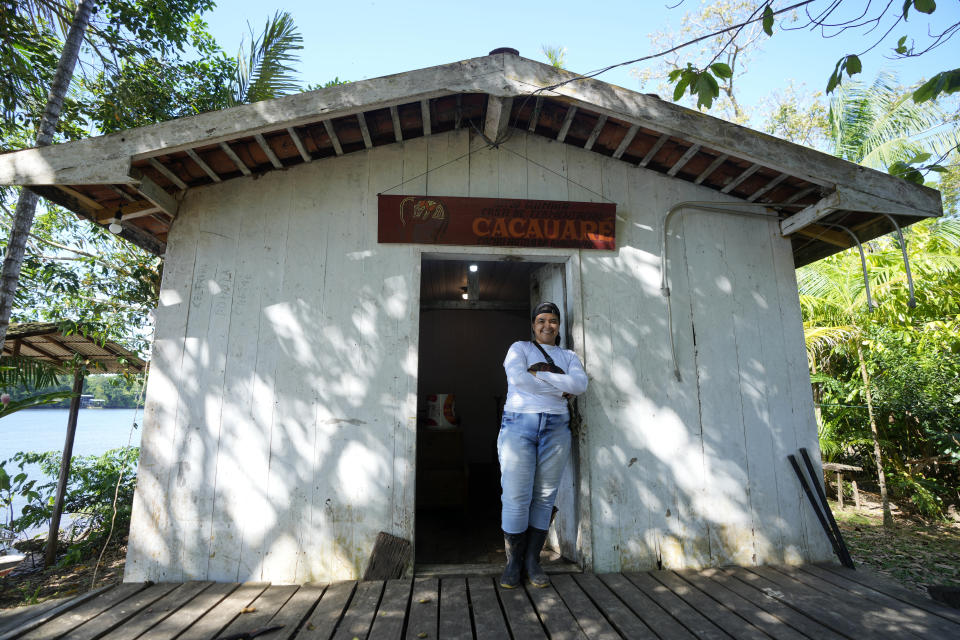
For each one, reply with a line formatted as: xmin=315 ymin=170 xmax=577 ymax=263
xmin=0 ymin=52 xmax=942 ymax=262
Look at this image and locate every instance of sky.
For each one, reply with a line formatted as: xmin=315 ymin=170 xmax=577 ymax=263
xmin=202 ymin=0 xmax=960 ymax=122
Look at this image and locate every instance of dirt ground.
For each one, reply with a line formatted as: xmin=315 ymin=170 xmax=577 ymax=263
xmin=0 ymin=495 xmax=958 ymax=612
xmin=831 ymin=493 xmax=960 ymax=595
xmin=0 ymin=544 xmax=125 ymax=610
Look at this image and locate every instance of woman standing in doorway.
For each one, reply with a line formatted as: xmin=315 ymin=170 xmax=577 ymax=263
xmin=498 ymin=301 xmax=588 ymax=588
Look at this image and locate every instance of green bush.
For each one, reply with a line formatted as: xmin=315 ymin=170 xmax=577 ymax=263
xmin=0 ymin=447 xmax=139 ymax=563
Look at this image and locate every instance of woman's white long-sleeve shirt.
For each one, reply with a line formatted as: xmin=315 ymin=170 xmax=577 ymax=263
xmin=503 ymin=341 xmax=588 ymax=414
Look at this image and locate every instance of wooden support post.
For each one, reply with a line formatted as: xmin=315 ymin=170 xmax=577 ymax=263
xmin=852 ymin=480 xmax=861 ymax=509
xmin=45 ymin=367 xmax=84 ymax=567
xmin=836 ymin=471 xmax=844 ymax=510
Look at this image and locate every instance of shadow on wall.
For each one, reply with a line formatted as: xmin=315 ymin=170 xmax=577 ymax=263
xmin=575 ymin=174 xmax=825 ymax=573
xmin=124 ymin=128 xmax=827 ymax=583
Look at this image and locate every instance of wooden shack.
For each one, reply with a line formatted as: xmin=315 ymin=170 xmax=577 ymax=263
xmin=0 ymin=50 xmax=942 ymax=584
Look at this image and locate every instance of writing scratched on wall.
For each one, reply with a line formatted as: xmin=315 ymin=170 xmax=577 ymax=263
xmin=377 ymin=195 xmax=616 ymax=250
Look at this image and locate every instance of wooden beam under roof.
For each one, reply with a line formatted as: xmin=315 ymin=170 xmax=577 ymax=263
xmin=184 ymin=148 xmax=221 ymax=183
xmin=667 ymin=144 xmax=701 ymax=177
xmin=639 ymin=134 xmax=669 ymax=167
xmin=612 ymin=125 xmax=638 ymax=160
xmin=95 ymin=199 xmax=166 ymax=223
xmin=795 ymin=224 xmax=850 ymax=248
xmin=390 ymin=105 xmax=403 ymax=142
xmin=323 ymin=120 xmax=343 ymax=155
xmin=747 ymin=173 xmax=788 ymax=202
xmin=356 ymin=113 xmax=373 ymax=149
xmin=147 ymin=158 xmax=188 ymax=190
xmin=130 ymin=168 xmax=179 ymax=218
xmin=287 ymin=127 xmax=311 ymax=162
xmin=219 ymin=142 xmax=251 ymax=176
xmin=527 ymin=96 xmax=543 ymax=132
xmin=721 ymin=163 xmax=760 ymax=194
xmin=108 ymin=184 xmax=136 ymax=202
xmin=556 ymin=106 xmax=577 ymax=142
xmin=583 ymin=115 xmax=607 ymax=151
xmin=780 ymin=185 xmax=935 ymax=236
xmin=57 ymin=186 xmax=103 ymax=211
xmin=483 ymin=95 xmax=513 ymax=143
xmin=254 ymin=134 xmax=283 ymax=169
xmin=420 ymin=100 xmax=431 ymax=136
xmin=694 ymin=153 xmax=727 ymax=185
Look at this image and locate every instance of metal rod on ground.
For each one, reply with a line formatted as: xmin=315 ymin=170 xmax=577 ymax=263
xmin=44 ymin=367 xmax=84 ymax=567
xmin=800 ymin=448 xmax=855 ymax=569
xmin=788 ymin=454 xmax=847 ymax=567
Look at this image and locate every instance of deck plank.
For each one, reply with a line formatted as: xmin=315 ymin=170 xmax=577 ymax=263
xmin=742 ymin=566 xmax=902 ymax=640
xmin=597 ymin=573 xmax=695 ymax=639
xmin=574 ymin=573 xmax=656 ymax=639
xmin=100 ymin=582 xmax=215 ymax=640
xmin=0 ymin=598 xmax=77 ymax=636
xmin=404 ymin=578 xmax=438 ymax=640
xmin=815 ymin=563 xmax=960 ymax=626
xmin=526 ymin=581 xmax=588 ymax=640
xmin=498 ymin=584 xmax=547 ymax=639
xmin=293 ymin=581 xmax=355 ymax=640
xmin=715 ymin=568 xmax=843 ymax=640
xmin=217 ymin=584 xmax=299 ymax=637
xmin=0 ymin=587 xmax=113 ymax=640
xmin=550 ymin=574 xmax=620 ymax=640
xmin=2 ymin=565 xmax=953 ymax=639
xmin=367 ymin=579 xmax=412 ymax=640
xmin=651 ymin=570 xmax=769 ymax=640
xmin=18 ymin=582 xmax=146 ymax=640
xmin=264 ymin=583 xmax=326 ymax=640
xmin=439 ymin=578 xmax=472 ymax=640
xmin=776 ymin=565 xmax=955 ymax=639
xmin=332 ymin=581 xmax=384 ymax=640
xmin=177 ymin=582 xmax=270 ymax=640
xmin=466 ymin=577 xmax=510 ymax=640
xmin=625 ymin=571 xmax=730 ymax=639
xmin=138 ymin=582 xmax=239 ymax=640
xmin=676 ymin=570 xmax=811 ymax=640
xmin=68 ymin=582 xmax=181 ymax=640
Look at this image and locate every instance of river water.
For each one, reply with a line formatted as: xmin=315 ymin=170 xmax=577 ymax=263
xmin=0 ymin=408 xmax=142 ymax=547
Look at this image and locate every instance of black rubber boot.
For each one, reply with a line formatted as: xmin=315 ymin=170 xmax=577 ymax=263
xmin=500 ymin=530 xmax=527 ymax=589
xmin=525 ymin=526 xmax=550 ymax=588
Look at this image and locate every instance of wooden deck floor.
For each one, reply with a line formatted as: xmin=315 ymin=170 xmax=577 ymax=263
xmin=1 ymin=564 xmax=958 ymax=639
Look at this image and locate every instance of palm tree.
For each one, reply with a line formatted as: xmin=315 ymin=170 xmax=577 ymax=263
xmin=800 ymin=75 xmax=960 ymax=526
xmin=0 ymin=0 xmax=95 ymax=349
xmin=230 ymin=11 xmax=303 ymax=107
xmin=800 ymin=219 xmax=960 ymax=526
xmin=829 ymin=71 xmax=958 ymax=171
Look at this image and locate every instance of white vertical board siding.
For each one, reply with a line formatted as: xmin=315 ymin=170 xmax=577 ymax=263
xmin=124 ymin=189 xmax=197 ymax=582
xmin=126 ymin=128 xmax=829 ymax=583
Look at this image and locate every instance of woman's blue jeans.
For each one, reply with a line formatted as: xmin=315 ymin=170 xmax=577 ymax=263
xmin=497 ymin=410 xmax=571 ymax=534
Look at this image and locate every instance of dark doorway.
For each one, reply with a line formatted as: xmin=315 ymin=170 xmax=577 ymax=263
xmin=414 ymin=256 xmax=546 ymax=569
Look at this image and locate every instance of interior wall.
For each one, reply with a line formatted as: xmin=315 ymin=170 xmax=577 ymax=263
xmin=417 ymin=309 xmax=528 ymax=465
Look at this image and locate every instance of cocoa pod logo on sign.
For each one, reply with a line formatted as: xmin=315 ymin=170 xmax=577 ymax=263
xmin=399 ymin=197 xmax=448 ymax=243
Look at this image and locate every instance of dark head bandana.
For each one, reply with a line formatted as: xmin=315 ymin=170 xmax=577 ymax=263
xmin=531 ymin=302 xmax=561 ymax=322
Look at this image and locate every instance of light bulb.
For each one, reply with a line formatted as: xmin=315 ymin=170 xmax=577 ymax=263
xmin=108 ymin=221 xmax=122 ymax=234
xmin=462 ymin=292 xmax=469 ymax=300
xmin=469 ymin=264 xmax=478 ymax=272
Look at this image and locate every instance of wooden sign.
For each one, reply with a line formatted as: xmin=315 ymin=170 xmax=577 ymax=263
xmin=377 ymin=195 xmax=616 ymax=250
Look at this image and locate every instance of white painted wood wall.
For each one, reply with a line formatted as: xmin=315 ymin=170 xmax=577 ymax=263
xmin=125 ymin=127 xmax=832 ymax=584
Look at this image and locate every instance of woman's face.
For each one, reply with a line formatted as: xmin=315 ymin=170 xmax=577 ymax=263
xmin=532 ymin=313 xmax=560 ymax=345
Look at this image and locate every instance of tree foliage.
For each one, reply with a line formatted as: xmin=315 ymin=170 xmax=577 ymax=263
xmin=802 ymin=219 xmax=960 ymax=519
